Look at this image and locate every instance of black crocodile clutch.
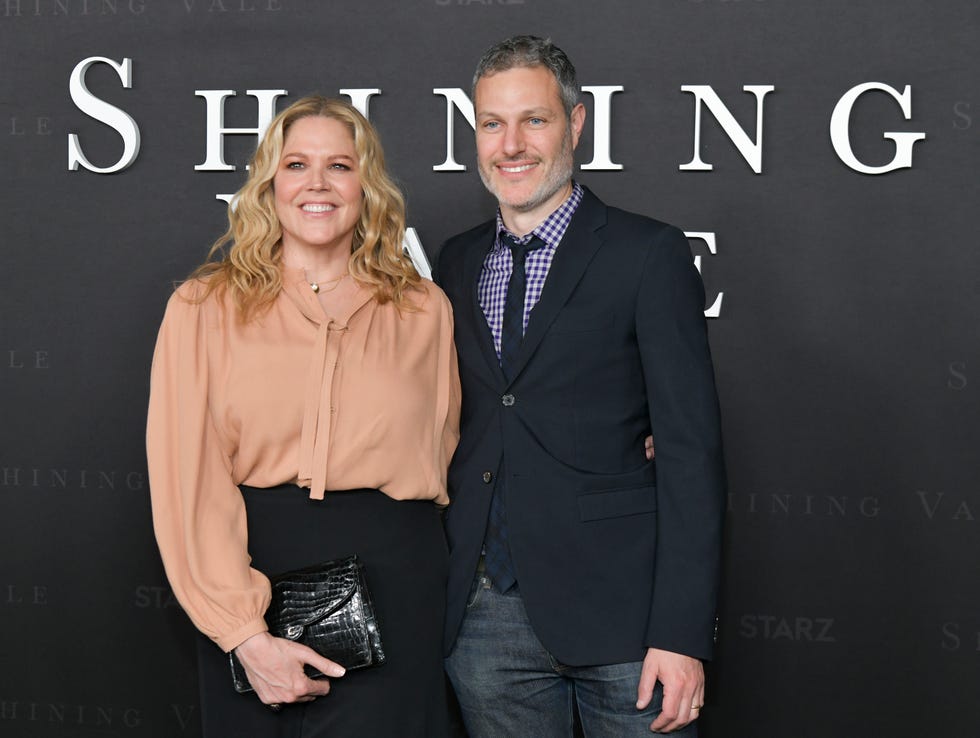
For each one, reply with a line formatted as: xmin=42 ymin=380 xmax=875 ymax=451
xmin=229 ymin=554 xmax=385 ymax=693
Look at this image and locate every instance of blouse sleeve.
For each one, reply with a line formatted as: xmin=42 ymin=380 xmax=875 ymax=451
xmin=146 ymin=284 xmax=270 ymax=652
xmin=421 ymin=283 xmax=462 ymax=506
xmin=439 ymin=292 xmax=462 ymax=490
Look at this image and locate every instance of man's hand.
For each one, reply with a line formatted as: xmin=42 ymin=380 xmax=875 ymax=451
xmin=234 ymin=631 xmax=345 ymax=707
xmin=636 ymin=647 xmax=704 ymax=733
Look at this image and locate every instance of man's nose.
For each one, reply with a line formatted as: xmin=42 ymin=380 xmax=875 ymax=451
xmin=501 ymin=125 xmax=525 ymax=156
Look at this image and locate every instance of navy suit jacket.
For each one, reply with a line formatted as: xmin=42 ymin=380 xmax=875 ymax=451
xmin=436 ymin=187 xmax=726 ymax=665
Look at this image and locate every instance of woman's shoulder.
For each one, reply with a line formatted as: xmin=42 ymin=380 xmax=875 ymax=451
xmin=406 ymin=278 xmax=453 ymax=316
xmin=174 ymin=269 xmax=240 ymax=299
xmin=171 ymin=277 xmax=210 ymax=301
xmin=414 ymin=277 xmax=449 ymax=302
xmin=163 ymin=275 xmax=236 ymax=323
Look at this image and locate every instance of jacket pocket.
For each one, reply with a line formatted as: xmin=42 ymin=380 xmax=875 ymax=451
xmin=578 ymin=485 xmax=657 ymax=522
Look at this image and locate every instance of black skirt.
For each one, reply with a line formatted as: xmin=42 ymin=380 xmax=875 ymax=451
xmin=195 ymin=485 xmax=451 ymax=738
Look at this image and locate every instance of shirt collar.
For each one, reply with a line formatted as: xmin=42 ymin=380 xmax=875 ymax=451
xmin=493 ymin=181 xmax=584 ymax=253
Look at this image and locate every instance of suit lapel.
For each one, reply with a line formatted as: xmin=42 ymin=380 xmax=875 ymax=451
xmin=506 ymin=189 xmax=608 ymax=384
xmin=460 ymin=223 xmax=506 ymax=384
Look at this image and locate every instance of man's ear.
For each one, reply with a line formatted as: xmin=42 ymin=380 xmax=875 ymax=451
xmin=569 ymin=102 xmax=587 ymax=150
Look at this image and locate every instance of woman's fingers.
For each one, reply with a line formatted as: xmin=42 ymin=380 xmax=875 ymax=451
xmin=234 ymin=632 xmax=342 ymax=704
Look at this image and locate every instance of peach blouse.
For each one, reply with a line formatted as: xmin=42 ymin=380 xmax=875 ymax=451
xmin=146 ymin=268 xmax=461 ymax=651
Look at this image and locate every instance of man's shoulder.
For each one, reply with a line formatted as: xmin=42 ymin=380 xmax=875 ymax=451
xmin=578 ymin=186 xmax=684 ymax=243
xmin=434 ymin=218 xmax=495 ymax=283
xmin=608 ymin=204 xmax=674 ymax=230
xmin=441 ymin=219 xmax=495 ymax=254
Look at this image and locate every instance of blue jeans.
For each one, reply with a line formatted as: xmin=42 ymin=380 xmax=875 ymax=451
xmin=445 ymin=571 xmax=697 ymax=737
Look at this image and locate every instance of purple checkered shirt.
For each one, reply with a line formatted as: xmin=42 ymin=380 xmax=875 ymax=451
xmin=478 ymin=182 xmax=584 ymax=361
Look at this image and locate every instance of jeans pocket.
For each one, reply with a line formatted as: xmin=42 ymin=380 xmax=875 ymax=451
xmin=465 ymin=573 xmax=488 ymax=610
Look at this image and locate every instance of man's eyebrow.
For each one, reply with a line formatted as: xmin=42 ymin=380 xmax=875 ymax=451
xmin=476 ymin=107 xmax=554 ymax=118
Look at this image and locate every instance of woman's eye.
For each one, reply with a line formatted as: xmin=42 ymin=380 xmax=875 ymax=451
xmin=286 ymin=161 xmax=304 ymax=169
xmin=330 ymin=163 xmax=350 ymax=171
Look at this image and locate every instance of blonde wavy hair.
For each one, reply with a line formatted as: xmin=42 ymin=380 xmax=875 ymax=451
xmin=189 ymin=95 xmax=420 ymax=319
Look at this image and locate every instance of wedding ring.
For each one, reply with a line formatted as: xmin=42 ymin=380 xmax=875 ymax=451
xmin=268 ymin=703 xmax=282 ymax=713
xmin=692 ymin=704 xmax=703 ymax=710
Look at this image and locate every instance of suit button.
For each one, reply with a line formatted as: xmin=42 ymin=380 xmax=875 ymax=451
xmin=482 ymin=471 xmax=493 ymax=484
xmin=501 ymin=394 xmax=515 ymax=406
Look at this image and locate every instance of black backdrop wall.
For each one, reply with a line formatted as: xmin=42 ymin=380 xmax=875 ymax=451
xmin=2 ymin=1 xmax=978 ymax=736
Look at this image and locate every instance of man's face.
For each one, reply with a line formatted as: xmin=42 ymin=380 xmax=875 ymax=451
xmin=474 ymin=65 xmax=585 ymax=222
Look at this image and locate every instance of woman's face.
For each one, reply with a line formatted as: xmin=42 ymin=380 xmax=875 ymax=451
xmin=273 ymin=115 xmax=363 ymax=261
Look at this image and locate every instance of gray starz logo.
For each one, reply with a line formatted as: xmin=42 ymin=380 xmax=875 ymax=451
xmin=738 ymin=615 xmax=836 ymax=643
xmin=133 ymin=585 xmax=182 ymax=609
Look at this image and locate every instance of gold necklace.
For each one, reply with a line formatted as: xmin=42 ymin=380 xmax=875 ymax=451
xmin=306 ymin=272 xmax=348 ymax=294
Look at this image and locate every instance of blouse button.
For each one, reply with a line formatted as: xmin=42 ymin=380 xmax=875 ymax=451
xmin=482 ymin=471 xmax=493 ymax=484
xmin=501 ymin=394 xmax=515 ymax=406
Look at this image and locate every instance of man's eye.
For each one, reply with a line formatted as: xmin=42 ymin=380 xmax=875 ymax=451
xmin=483 ymin=121 xmax=500 ymax=130
xmin=529 ymin=118 xmax=544 ymax=125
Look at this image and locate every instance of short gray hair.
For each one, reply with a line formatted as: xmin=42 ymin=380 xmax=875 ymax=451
xmin=472 ymin=35 xmax=579 ymax=117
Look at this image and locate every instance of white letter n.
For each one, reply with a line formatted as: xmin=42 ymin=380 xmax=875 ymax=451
xmin=679 ymin=85 xmax=774 ymax=174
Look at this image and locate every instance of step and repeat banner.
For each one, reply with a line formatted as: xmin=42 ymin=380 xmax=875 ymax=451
xmin=1 ymin=1 xmax=977 ymax=736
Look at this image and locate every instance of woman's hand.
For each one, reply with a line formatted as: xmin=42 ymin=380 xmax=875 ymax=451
xmin=644 ymin=435 xmax=655 ymax=460
xmin=233 ymin=632 xmax=345 ymax=707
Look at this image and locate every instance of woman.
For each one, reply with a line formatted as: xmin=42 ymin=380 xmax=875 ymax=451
xmin=146 ymin=96 xmax=460 ymax=737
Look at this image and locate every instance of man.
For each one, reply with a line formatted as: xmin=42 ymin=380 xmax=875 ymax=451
xmin=437 ymin=36 xmax=726 ymax=736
